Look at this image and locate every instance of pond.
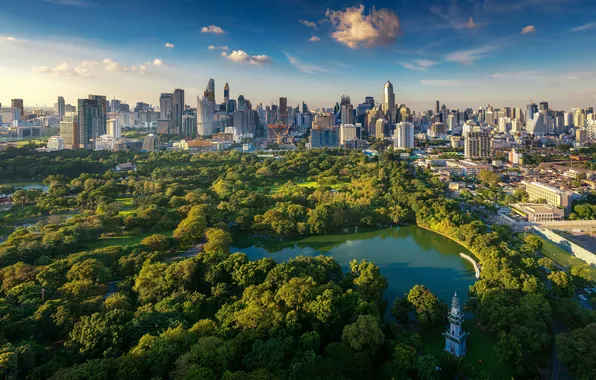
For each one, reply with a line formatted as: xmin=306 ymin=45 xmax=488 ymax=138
xmin=1 ymin=182 xmax=49 ymax=192
xmin=232 ymin=225 xmax=476 ymax=304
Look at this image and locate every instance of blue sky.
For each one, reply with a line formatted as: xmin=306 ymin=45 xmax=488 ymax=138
xmin=1 ymin=0 xmax=596 ymax=111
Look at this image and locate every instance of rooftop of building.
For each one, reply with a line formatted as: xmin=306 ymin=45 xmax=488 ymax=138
xmin=512 ymin=203 xmax=563 ymax=214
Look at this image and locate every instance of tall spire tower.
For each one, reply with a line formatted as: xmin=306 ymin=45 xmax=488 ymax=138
xmin=442 ymin=292 xmax=469 ymax=357
xmin=383 ymin=80 xmax=395 ymax=126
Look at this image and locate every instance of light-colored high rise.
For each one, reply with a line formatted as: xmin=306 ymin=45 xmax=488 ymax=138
xmin=383 ymin=81 xmax=395 ymax=125
xmin=182 ymin=114 xmax=197 ymax=137
xmin=197 ymin=96 xmax=215 ymax=136
xmin=340 ymin=123 xmax=357 ymax=144
xmin=60 ymin=112 xmax=79 ymax=149
xmin=464 ymin=131 xmax=491 ymax=159
xmin=574 ymin=108 xmax=585 ymax=128
xmin=107 ymin=119 xmax=121 ymax=138
xmin=47 ymin=136 xmax=64 ymax=152
xmin=394 ymin=122 xmax=414 ymax=149
xmin=57 ymin=96 xmax=65 ymax=121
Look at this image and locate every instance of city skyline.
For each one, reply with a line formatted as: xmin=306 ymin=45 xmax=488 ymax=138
xmin=1 ymin=0 xmax=596 ymax=110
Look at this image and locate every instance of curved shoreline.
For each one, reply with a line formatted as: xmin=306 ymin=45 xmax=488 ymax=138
xmin=459 ymin=252 xmax=481 ymax=278
xmin=416 ymin=223 xmax=482 ymax=265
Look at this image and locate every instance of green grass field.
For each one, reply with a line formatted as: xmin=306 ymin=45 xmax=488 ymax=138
xmin=269 ymin=180 xmax=348 ymax=193
xmin=423 ymin=320 xmax=514 ymax=379
xmin=115 ymin=197 xmax=136 ymax=216
xmin=520 ymin=233 xmax=596 ymax=281
xmin=85 ymin=230 xmax=173 ymax=250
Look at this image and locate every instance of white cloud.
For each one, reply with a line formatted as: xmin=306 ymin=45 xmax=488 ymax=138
xmin=0 ymin=36 xmax=25 ymax=43
xmin=208 ymin=45 xmax=229 ymax=50
xmin=299 ymin=19 xmax=317 ymax=28
xmin=103 ymin=58 xmax=128 ymax=71
xmin=521 ymin=25 xmax=536 ymax=34
xmin=221 ymin=50 xmax=271 ymax=65
xmin=398 ymin=59 xmax=439 ymax=71
xmin=570 ymin=22 xmax=596 ymax=32
xmin=80 ymin=60 xmax=99 ymax=67
xmin=165 ymin=42 xmax=175 ymax=48
xmin=201 ymin=25 xmax=226 ymax=34
xmin=31 ymin=62 xmax=91 ymax=77
xmin=420 ymin=80 xmax=460 ymax=86
xmin=325 ymin=5 xmax=400 ymax=48
xmin=445 ymin=45 xmax=496 ymax=65
xmin=284 ymin=52 xmax=327 ymax=73
xmin=308 ymin=36 xmax=321 ymax=42
xmin=152 ymin=58 xmax=166 ymax=66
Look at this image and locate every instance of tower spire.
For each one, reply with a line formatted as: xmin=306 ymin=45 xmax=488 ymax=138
xmin=442 ymin=292 xmax=469 ymax=357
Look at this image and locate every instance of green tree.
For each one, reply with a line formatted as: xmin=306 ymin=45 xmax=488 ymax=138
xmin=173 ymin=205 xmax=208 ymax=246
xmin=556 ymin=323 xmax=596 ymax=380
xmin=341 ymin=315 xmax=385 ymax=352
xmin=407 ymin=285 xmax=447 ymax=328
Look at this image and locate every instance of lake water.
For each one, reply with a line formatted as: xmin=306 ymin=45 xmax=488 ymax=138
xmin=1 ymin=182 xmax=49 ymax=192
xmin=232 ymin=225 xmax=476 ymax=304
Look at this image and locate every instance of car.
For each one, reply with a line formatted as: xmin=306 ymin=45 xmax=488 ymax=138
xmin=579 ymin=295 xmax=587 ymax=301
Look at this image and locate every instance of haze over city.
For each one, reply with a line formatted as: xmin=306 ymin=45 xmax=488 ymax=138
xmin=2 ymin=0 xmax=596 ymax=110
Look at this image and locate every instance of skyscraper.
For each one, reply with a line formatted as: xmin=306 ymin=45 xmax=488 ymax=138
xmin=197 ymin=96 xmax=215 ymax=136
xmin=57 ymin=96 xmax=65 ymax=121
xmin=205 ymin=79 xmax=215 ymax=103
xmin=78 ymin=95 xmax=106 ymax=149
xmin=159 ymin=93 xmax=173 ymax=120
xmin=224 ymin=82 xmax=230 ymax=104
xmin=383 ymin=81 xmax=395 ymax=125
xmin=340 ymin=95 xmax=353 ymax=126
xmin=526 ymin=101 xmax=538 ymax=124
xmin=435 ymin=101 xmax=440 ymax=115
xmin=394 ymin=122 xmax=414 ymax=149
xmin=11 ymin=99 xmax=24 ymax=119
xmin=60 ymin=112 xmax=79 ymax=149
xmin=172 ymin=89 xmax=184 ymax=134
xmin=110 ymin=99 xmax=121 ymax=113
xmin=279 ymin=97 xmax=288 ymax=125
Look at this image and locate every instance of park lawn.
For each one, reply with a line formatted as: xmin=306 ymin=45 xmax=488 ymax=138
xmin=521 ymin=233 xmax=596 ymax=282
xmin=422 ymin=320 xmax=514 ymax=379
xmin=115 ymin=197 xmax=137 ymax=216
xmin=269 ymin=180 xmax=348 ymax=193
xmin=16 ymin=139 xmax=46 ymax=147
xmin=85 ymin=230 xmax=173 ymax=250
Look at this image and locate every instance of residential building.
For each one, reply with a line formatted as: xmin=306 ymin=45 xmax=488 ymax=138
xmin=394 ymin=122 xmax=414 ymax=149
xmin=0 ymin=108 xmax=20 ymax=124
xmin=375 ymin=119 xmax=387 ymax=138
xmin=508 ymin=148 xmax=523 ymax=164
xmin=464 ymin=131 xmax=490 ymax=159
xmin=182 ymin=114 xmax=197 ymax=137
xmin=525 ymin=181 xmax=571 ymax=211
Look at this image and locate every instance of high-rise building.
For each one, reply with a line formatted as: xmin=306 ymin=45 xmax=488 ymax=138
xmin=57 ymin=96 xmax=65 ymax=121
xmin=383 ymin=81 xmax=395 ymax=125
xmin=340 ymin=123 xmax=357 ymax=144
xmin=464 ymin=131 xmax=491 ymax=159
xmin=182 ymin=113 xmax=197 ymax=137
xmin=435 ymin=100 xmax=440 ymax=115
xmin=110 ymin=99 xmax=121 ymax=113
xmin=197 ymin=96 xmax=215 ymax=136
xmin=60 ymin=112 xmax=79 ymax=149
xmin=47 ymin=136 xmax=65 ymax=152
xmin=394 ymin=122 xmax=415 ymax=149
xmin=224 ymin=82 xmax=230 ymax=104
xmin=11 ymin=99 xmax=24 ymax=119
xmin=237 ymin=95 xmax=247 ymax=111
xmin=526 ymin=101 xmax=538 ymax=124
xmin=310 ymin=127 xmax=339 ymax=148
xmin=375 ymin=119 xmax=387 ymax=138
xmin=159 ymin=93 xmax=173 ymax=120
xmin=78 ymin=95 xmax=106 ymax=149
xmin=0 ymin=108 xmax=20 ymax=124
xmin=279 ymin=97 xmax=288 ymax=125
xmin=574 ymin=108 xmax=586 ymax=128
xmin=204 ymin=78 xmax=215 ymax=103
xmin=106 ymin=119 xmax=121 ymax=138
xmin=172 ymin=89 xmax=184 ymax=134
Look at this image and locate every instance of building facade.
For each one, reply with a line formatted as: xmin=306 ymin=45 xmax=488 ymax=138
xmin=525 ymin=182 xmax=571 ymax=211
xmin=394 ymin=122 xmax=414 ymax=149
xmin=464 ymin=131 xmax=490 ymax=159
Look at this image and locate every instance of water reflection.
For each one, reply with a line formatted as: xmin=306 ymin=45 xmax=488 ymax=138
xmin=232 ymin=226 xmax=476 ymax=303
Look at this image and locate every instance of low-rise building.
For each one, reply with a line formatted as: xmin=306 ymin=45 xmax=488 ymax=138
xmin=511 ymin=203 xmax=565 ymax=222
xmin=525 ymin=181 xmax=571 ymax=212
